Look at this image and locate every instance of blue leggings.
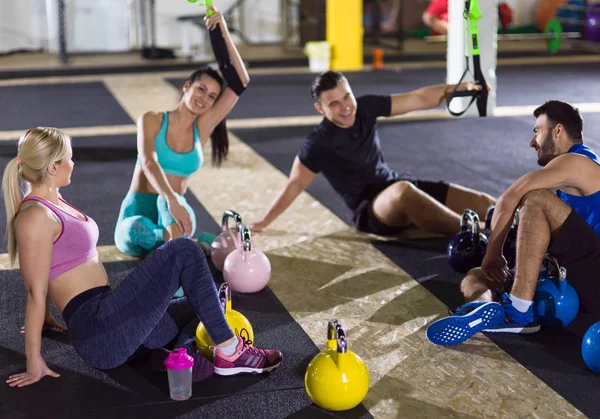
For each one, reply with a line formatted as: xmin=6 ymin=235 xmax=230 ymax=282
xmin=62 ymin=238 xmax=234 ymax=370
xmin=114 ymin=191 xmax=197 ymax=257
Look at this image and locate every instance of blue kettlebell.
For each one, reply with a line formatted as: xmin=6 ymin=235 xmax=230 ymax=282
xmin=447 ymin=209 xmax=488 ymax=273
xmin=484 ymin=205 xmax=518 ymax=269
xmin=582 ymin=321 xmax=600 ymax=374
xmin=534 ymin=254 xmax=579 ymax=328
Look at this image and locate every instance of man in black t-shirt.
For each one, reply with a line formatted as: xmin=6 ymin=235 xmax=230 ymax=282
xmin=248 ymin=71 xmax=496 ymax=236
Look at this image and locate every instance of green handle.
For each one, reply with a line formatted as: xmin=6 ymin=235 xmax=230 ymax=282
xmin=469 ymin=0 xmax=482 ymax=56
xmin=464 ymin=0 xmax=482 ymax=57
xmin=188 ymin=0 xmax=214 ymax=16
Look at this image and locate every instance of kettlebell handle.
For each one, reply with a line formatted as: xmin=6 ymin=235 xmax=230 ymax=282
xmin=222 ymin=210 xmax=243 ymax=231
xmin=543 ymin=253 xmax=567 ymax=282
xmin=460 ymin=209 xmax=481 ymax=243
xmin=484 ymin=205 xmax=495 ymax=234
xmin=327 ymin=319 xmax=340 ymax=340
xmin=218 ymin=282 xmax=232 ymax=308
xmin=559 ymin=266 xmax=567 ymax=281
xmin=544 ymin=254 xmax=565 ymax=278
xmin=240 ymin=225 xmax=252 ymax=251
xmin=335 ymin=323 xmax=348 ymax=354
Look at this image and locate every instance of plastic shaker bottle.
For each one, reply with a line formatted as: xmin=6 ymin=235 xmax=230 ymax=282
xmin=164 ymin=348 xmax=194 ymax=400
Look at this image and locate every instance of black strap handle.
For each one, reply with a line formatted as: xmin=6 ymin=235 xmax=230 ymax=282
xmin=446 ymin=1 xmax=488 ymax=117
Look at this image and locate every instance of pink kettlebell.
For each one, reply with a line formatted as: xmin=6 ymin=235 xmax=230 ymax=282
xmin=223 ymin=226 xmax=271 ymax=293
xmin=210 ymin=210 xmax=243 ymax=271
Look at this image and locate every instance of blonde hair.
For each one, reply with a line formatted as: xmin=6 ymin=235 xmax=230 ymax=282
xmin=2 ymin=127 xmax=72 ymax=266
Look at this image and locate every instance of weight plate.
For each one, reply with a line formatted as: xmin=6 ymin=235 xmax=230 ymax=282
xmin=546 ymin=18 xmax=563 ymax=54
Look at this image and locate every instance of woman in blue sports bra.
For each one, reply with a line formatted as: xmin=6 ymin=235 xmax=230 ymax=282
xmin=114 ymin=7 xmax=247 ymax=257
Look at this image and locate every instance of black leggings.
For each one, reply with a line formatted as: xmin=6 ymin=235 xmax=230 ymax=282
xmin=63 ymin=238 xmax=234 ymax=370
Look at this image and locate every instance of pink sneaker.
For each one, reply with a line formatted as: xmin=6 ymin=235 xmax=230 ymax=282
xmin=213 ymin=336 xmax=282 ymax=376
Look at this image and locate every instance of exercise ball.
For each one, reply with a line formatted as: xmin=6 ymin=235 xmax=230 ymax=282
xmin=582 ymin=321 xmax=600 ymax=373
xmin=584 ymin=5 xmax=600 ymax=42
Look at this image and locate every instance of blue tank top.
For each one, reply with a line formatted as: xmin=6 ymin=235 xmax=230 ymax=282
xmin=556 ymin=143 xmax=600 ymax=236
xmin=136 ymin=111 xmax=203 ymax=177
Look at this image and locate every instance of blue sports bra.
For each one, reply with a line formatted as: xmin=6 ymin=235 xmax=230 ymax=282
xmin=137 ymin=111 xmax=204 ymax=177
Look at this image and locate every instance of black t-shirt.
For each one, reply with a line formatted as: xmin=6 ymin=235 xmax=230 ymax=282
xmin=298 ymin=95 xmax=407 ymax=212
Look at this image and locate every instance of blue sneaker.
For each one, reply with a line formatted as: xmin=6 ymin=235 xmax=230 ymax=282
xmin=427 ymin=301 xmax=505 ymax=346
xmin=427 ymin=293 xmax=540 ymax=346
xmin=483 ymin=293 xmax=540 ymax=334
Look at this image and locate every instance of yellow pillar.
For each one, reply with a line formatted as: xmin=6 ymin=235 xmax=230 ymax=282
xmin=326 ymin=0 xmax=363 ymax=71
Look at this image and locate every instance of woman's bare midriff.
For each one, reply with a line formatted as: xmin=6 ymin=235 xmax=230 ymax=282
xmin=50 ymin=165 xmax=193 ymax=311
xmin=49 ymin=257 xmax=110 ymax=313
xmin=128 ymin=164 xmax=189 ymax=196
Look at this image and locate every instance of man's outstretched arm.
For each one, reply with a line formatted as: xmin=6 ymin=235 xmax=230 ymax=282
xmin=248 ymin=156 xmax=317 ymax=232
xmin=389 ymin=82 xmax=484 ymax=116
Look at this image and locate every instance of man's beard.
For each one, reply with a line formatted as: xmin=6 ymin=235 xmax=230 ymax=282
xmin=538 ymin=133 xmax=556 ymax=166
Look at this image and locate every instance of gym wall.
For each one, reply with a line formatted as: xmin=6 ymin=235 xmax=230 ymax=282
xmin=0 ymin=0 xmax=284 ymax=55
xmin=155 ymin=0 xmax=283 ymax=48
xmin=0 ymin=0 xmax=47 ymax=54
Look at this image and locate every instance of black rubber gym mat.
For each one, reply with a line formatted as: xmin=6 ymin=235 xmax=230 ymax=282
xmin=80 ymin=387 xmax=371 ymax=419
xmin=0 ymin=82 xmax=133 ymax=131
xmin=168 ymin=61 xmax=600 ymax=120
xmin=231 ymin=114 xmax=600 ymax=418
xmin=0 ymin=135 xmax=371 ymax=419
xmin=0 ymin=260 xmax=370 ymax=419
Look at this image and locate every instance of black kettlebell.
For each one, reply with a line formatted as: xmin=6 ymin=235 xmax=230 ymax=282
xmin=447 ymin=209 xmax=488 ymax=273
xmin=484 ymin=205 xmax=518 ymax=269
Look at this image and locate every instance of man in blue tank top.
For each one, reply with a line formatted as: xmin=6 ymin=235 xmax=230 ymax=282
xmin=427 ymin=100 xmax=600 ymax=346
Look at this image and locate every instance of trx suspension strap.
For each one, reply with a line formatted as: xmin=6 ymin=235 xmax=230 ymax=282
xmin=446 ymin=0 xmax=488 ymax=117
xmin=190 ymin=0 xmax=247 ymax=95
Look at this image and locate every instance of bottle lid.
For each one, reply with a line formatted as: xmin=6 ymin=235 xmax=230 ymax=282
xmin=164 ymin=348 xmax=194 ymax=370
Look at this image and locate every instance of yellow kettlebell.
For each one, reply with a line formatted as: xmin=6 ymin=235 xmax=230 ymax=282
xmin=305 ymin=320 xmax=370 ymax=411
xmin=195 ymin=282 xmax=254 ymax=360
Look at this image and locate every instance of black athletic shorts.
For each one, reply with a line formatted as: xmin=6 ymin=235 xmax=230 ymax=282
xmin=501 ymin=209 xmax=600 ymax=315
xmin=353 ymin=179 xmax=450 ymax=236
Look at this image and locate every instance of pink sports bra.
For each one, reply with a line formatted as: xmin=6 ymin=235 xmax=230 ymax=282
xmin=21 ymin=197 xmax=99 ymax=281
